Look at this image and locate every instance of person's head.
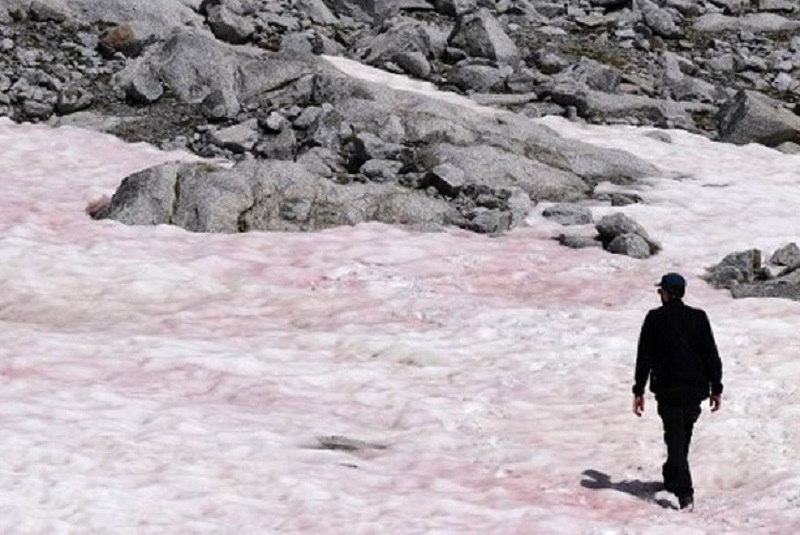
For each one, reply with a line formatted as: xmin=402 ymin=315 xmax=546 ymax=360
xmin=656 ymin=272 xmax=686 ymax=303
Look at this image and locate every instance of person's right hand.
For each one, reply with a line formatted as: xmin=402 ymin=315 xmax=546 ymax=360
xmin=710 ymin=394 xmax=721 ymax=412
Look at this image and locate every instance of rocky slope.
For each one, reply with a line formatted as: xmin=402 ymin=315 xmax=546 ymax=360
xmin=3 ymin=0 xmax=800 ymax=296
xmin=2 ymin=0 xmax=799 ymax=151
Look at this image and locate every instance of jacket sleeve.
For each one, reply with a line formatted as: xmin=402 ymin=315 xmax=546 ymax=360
xmin=700 ymin=311 xmax=724 ymax=395
xmin=633 ymin=312 xmax=654 ymax=396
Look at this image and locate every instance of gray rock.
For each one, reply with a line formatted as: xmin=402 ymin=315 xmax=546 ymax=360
xmin=206 ymin=4 xmax=255 ymax=44
xmin=665 ymin=0 xmax=706 ymax=16
xmin=557 ymin=233 xmax=603 ymax=249
xmin=92 ymin=162 xmax=185 ymax=225
xmin=117 ymin=60 xmax=164 ymax=104
xmin=96 ymin=159 xmax=458 ymax=232
xmin=360 ymin=158 xmax=404 ymax=181
xmin=355 ymin=18 xmax=436 ymax=67
xmin=296 ymin=0 xmax=338 ymax=24
xmin=295 ymin=147 xmax=342 ymax=177
xmin=48 ymin=111 xmax=134 ymax=132
xmin=237 ymin=57 xmax=316 ymax=109
xmin=419 ymin=143 xmax=589 ymax=202
xmin=458 ymin=112 xmax=659 ymax=185
xmin=596 ymin=212 xmax=659 ymax=255
xmin=55 ymin=86 xmax=93 ymax=114
xmin=21 ymin=96 xmax=55 ymax=119
xmin=706 ymin=53 xmax=735 ymax=73
xmin=292 ymin=105 xmax=324 ymax=130
xmin=394 ymin=51 xmax=431 ymax=78
xmin=113 ymin=30 xmax=247 ymax=109
xmin=209 ymin=118 xmax=259 ymax=153
xmin=731 ymin=281 xmax=800 ymax=301
xmin=660 ymin=51 xmax=723 ymax=103
xmin=709 ymin=0 xmax=748 ymax=15
xmin=422 ymin=163 xmax=467 ymax=197
xmin=774 ymin=141 xmax=800 ymax=154
xmin=693 ymin=13 xmax=800 ymax=33
xmin=607 ymin=232 xmax=653 ymax=258
xmin=260 ymin=111 xmax=287 ymax=133
xmin=448 ymin=8 xmax=520 ymax=66
xmin=769 ymin=242 xmax=800 ymax=266
xmin=718 ymin=90 xmax=800 ymax=146
xmin=28 ymin=0 xmax=67 ymax=21
xmin=542 ymin=203 xmax=593 ymax=225
xmin=545 ymin=84 xmax=714 ymax=131
xmin=756 ymin=0 xmax=798 ymax=12
xmin=172 ymin=164 xmax=254 ymax=233
xmin=531 ymin=134 xmax=660 ymax=185
xmin=772 ymin=72 xmax=798 ymax=93
xmin=703 ymin=248 xmax=764 ymax=289
xmin=645 ymin=131 xmax=672 ymax=143
xmin=321 ymin=0 xmax=411 ymax=23
xmin=637 ymin=0 xmax=682 ymax=38
xmin=454 ymin=207 xmax=511 ymax=234
xmin=451 ymin=183 xmax=531 ymax=233
xmin=341 ymin=132 xmax=412 ymax=171
xmin=199 ymin=87 xmax=240 ymax=120
xmin=158 ymin=32 xmax=240 ymax=104
xmin=434 ymin=0 xmax=478 ymax=17
xmin=60 ymin=0 xmax=204 ymax=37
xmin=447 ymin=63 xmax=509 ymax=92
xmin=550 ymin=57 xmax=622 ymax=93
xmin=253 ymin=128 xmax=297 ymax=160
xmin=532 ymin=49 xmax=570 ymax=75
xmin=725 ymin=258 xmax=800 ymax=301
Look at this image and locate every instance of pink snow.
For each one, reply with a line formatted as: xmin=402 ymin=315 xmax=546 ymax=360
xmin=1 ymin=62 xmax=800 ymax=534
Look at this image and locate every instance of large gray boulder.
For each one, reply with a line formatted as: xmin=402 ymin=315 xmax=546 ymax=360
xmin=596 ymin=212 xmax=660 ymax=258
xmin=703 ymin=249 xmax=767 ymax=289
xmin=94 ymin=160 xmax=459 ymax=233
xmin=769 ymin=243 xmax=800 ymax=267
xmin=353 ymin=17 xmax=437 ymax=71
xmin=549 ymin=58 xmax=622 ymax=93
xmin=448 ymin=8 xmax=520 ymax=66
xmin=114 ymin=31 xmax=240 ymax=108
xmin=205 ymin=3 xmax=255 ymax=44
xmin=544 ymin=84 xmax=716 ymax=130
xmin=418 ymin=143 xmax=590 ymax=202
xmin=114 ymin=30 xmax=318 ymax=119
xmin=718 ymin=90 xmax=800 ymax=146
xmin=2 ymin=0 xmax=203 ymax=35
xmin=521 ymin=132 xmax=660 ymax=186
xmin=637 ymin=0 xmax=682 ymax=38
xmin=424 ymin=110 xmax=661 ymax=185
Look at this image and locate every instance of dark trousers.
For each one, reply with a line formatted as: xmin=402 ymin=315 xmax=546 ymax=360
xmin=657 ymin=402 xmax=701 ymax=497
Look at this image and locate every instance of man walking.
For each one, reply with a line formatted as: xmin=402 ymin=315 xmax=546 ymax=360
xmin=632 ymin=273 xmax=723 ymax=510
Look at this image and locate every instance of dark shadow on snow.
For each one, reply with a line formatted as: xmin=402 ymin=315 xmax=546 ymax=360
xmin=581 ymin=469 xmax=676 ymax=510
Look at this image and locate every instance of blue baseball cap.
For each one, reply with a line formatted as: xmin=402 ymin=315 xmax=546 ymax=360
xmin=656 ymin=272 xmax=686 ymax=289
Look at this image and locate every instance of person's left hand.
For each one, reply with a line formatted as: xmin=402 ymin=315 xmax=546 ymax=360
xmin=633 ymin=395 xmax=644 ymax=417
xmin=710 ymin=394 xmax=721 ymax=412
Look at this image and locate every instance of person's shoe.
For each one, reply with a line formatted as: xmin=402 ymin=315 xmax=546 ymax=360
xmin=678 ymin=494 xmax=694 ymax=511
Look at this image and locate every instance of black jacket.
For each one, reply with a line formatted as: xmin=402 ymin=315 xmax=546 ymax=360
xmin=633 ymin=299 xmax=723 ymax=403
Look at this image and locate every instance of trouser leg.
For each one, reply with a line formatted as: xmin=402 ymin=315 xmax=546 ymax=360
xmin=658 ymin=403 xmax=701 ymax=497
